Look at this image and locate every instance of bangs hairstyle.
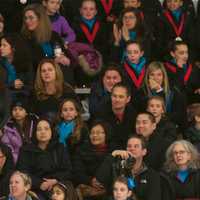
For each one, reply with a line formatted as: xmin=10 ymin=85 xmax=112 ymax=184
xmin=22 ymin=3 xmax=52 ymax=43
xmin=57 ymin=98 xmax=84 ymax=144
xmin=137 ymin=111 xmax=156 ymax=123
xmin=35 ymin=58 xmax=64 ymax=100
xmin=144 ymin=61 xmax=169 ymax=97
xmin=147 ymin=96 xmax=166 ymax=113
xmin=164 ymin=140 xmax=200 ymax=172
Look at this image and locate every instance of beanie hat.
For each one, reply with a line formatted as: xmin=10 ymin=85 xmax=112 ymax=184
xmin=11 ymin=98 xmax=29 ymax=112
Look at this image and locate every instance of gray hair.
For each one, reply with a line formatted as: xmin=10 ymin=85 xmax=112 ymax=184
xmin=164 ymin=140 xmax=200 ymax=172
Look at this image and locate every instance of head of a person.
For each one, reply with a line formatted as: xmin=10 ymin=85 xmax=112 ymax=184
xmin=144 ymin=61 xmax=169 ymax=95
xmin=9 ymin=171 xmax=32 ymax=200
xmin=170 ymin=40 xmax=189 ymax=65
xmin=80 ymin=0 xmax=97 ymax=20
xmin=111 ymin=82 xmax=131 ymax=112
xmin=32 ymin=118 xmax=56 ymax=148
xmin=165 ymin=140 xmax=200 ymax=171
xmin=58 ymin=98 xmax=81 ymax=122
xmin=101 ymin=64 xmax=123 ymax=92
xmin=165 ymin=0 xmax=183 ymax=11
xmin=123 ymin=0 xmax=141 ymax=8
xmin=51 ymin=181 xmax=78 ymax=200
xmin=43 ymin=0 xmax=62 ymax=15
xmin=113 ymin=176 xmax=132 ymax=200
xmin=135 ymin=112 xmax=156 ymax=138
xmin=125 ymin=40 xmax=144 ymax=64
xmin=35 ymin=58 xmax=64 ymax=100
xmin=118 ymin=7 xmax=142 ymax=31
xmin=11 ymin=98 xmax=28 ymax=123
xmin=126 ymin=135 xmax=147 ymax=160
xmin=147 ymin=96 xmax=165 ymax=119
xmin=89 ymin=120 xmax=111 ymax=146
xmin=0 ymin=13 xmax=4 ymax=33
xmin=22 ymin=3 xmax=52 ymax=43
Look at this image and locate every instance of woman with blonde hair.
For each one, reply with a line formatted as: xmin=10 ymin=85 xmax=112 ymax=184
xmin=31 ymin=58 xmax=77 ymax=120
xmin=21 ymin=3 xmax=74 ymax=85
xmin=8 ymin=171 xmax=39 ymax=200
xmin=161 ymin=140 xmax=200 ymax=200
xmin=135 ymin=61 xmax=187 ymax=131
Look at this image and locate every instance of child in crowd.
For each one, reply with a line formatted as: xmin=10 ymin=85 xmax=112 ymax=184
xmin=156 ymin=0 xmax=195 ymax=59
xmin=1 ymin=98 xmax=38 ymax=164
xmin=112 ymin=7 xmax=152 ymax=61
xmin=51 ymin=181 xmax=78 ymax=200
xmin=56 ymin=98 xmax=88 ymax=154
xmin=112 ymin=176 xmax=136 ymax=200
xmin=43 ymin=0 xmax=76 ymax=46
xmin=121 ymin=41 xmax=147 ymax=96
xmin=184 ymin=103 xmax=200 ymax=152
xmin=147 ymin=96 xmax=177 ymax=143
xmin=164 ymin=40 xmax=200 ymax=104
xmin=72 ymin=0 xmax=108 ymax=61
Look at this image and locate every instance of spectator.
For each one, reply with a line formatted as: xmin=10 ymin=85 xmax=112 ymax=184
xmin=17 ymin=118 xmax=72 ymax=199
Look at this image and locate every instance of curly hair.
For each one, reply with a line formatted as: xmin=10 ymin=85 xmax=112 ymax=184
xmin=164 ymin=140 xmax=200 ymax=172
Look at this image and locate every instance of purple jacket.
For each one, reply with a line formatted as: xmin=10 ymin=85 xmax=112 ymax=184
xmin=51 ymin=14 xmax=76 ymax=43
xmin=1 ymin=113 xmax=38 ymax=164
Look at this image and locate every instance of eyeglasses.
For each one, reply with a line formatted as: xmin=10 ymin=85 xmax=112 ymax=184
xmin=173 ymin=150 xmax=188 ymax=156
xmin=123 ymin=16 xmax=136 ymax=20
xmin=90 ymin=131 xmax=105 ymax=136
xmin=24 ymin=16 xmax=38 ymax=21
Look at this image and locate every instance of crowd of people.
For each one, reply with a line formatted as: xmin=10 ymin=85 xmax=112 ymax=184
xmin=0 ymin=0 xmax=200 ymax=200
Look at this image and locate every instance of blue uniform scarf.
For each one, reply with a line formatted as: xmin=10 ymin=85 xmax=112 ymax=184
xmin=81 ymin=16 xmax=97 ymax=30
xmin=177 ymin=169 xmax=189 ymax=183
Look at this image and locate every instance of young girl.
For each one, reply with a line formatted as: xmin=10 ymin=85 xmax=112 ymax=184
xmin=72 ymin=0 xmax=108 ymax=61
xmin=156 ymin=0 xmax=195 ymax=58
xmin=51 ymin=181 xmax=78 ymax=200
xmin=113 ymin=176 xmax=135 ymax=200
xmin=43 ymin=0 xmax=76 ymax=46
xmin=1 ymin=98 xmax=38 ymax=164
xmin=112 ymin=7 xmax=152 ymax=62
xmin=147 ymin=96 xmax=177 ymax=143
xmin=135 ymin=61 xmax=187 ymax=131
xmin=164 ymin=40 xmax=200 ymax=104
xmin=56 ymin=98 xmax=88 ymax=154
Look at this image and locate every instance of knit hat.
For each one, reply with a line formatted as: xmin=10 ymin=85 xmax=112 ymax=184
xmin=11 ymin=98 xmax=29 ymax=112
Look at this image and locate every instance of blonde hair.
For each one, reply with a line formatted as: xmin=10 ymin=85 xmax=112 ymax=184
xmin=164 ymin=140 xmax=200 ymax=172
xmin=144 ymin=61 xmax=170 ymax=98
xmin=22 ymin=3 xmax=52 ymax=43
xmin=34 ymin=58 xmax=64 ymax=100
xmin=147 ymin=96 xmax=166 ymax=113
xmin=57 ymin=99 xmax=84 ymax=144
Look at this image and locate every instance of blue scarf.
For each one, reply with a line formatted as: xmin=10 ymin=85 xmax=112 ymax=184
xmin=57 ymin=121 xmax=75 ymax=146
xmin=127 ymin=177 xmax=136 ymax=189
xmin=129 ymin=31 xmax=137 ymax=41
xmin=81 ymin=16 xmax=97 ymax=30
xmin=171 ymin=8 xmax=182 ymax=22
xmin=126 ymin=56 xmax=146 ymax=75
xmin=177 ymin=169 xmax=189 ymax=183
xmin=1 ymin=57 xmax=16 ymax=84
xmin=40 ymin=42 xmax=54 ymax=57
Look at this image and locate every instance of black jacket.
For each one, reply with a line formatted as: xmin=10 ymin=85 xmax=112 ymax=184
xmin=72 ymin=141 xmax=110 ymax=185
xmin=96 ymin=154 xmax=161 ymax=200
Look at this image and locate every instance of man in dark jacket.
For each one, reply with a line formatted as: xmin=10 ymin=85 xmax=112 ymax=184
xmin=95 ymin=135 xmax=161 ymax=200
xmin=94 ymin=82 xmax=137 ymax=149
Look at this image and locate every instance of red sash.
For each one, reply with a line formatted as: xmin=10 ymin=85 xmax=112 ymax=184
xmin=184 ymin=63 xmax=192 ymax=84
xmin=80 ymin=21 xmax=100 ymax=44
xmin=165 ymin=62 xmax=177 ymax=73
xmin=124 ymin=62 xmax=145 ymax=89
xmin=140 ymin=11 xmax=144 ymax=21
xmin=164 ymin=11 xmax=185 ymax=37
xmin=100 ymin=0 xmax=113 ymax=16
